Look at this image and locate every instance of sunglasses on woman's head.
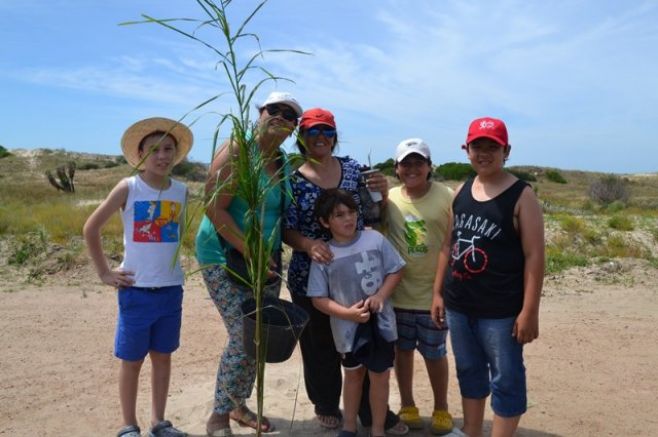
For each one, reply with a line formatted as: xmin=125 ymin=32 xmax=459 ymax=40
xmin=265 ymin=104 xmax=298 ymax=122
xmin=306 ymin=127 xmax=337 ymax=138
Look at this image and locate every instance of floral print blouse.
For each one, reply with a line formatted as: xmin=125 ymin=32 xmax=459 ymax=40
xmin=284 ymin=156 xmax=366 ymax=296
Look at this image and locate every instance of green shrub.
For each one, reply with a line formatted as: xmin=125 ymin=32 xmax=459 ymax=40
xmin=607 ymin=215 xmax=634 ymax=231
xmin=545 ymin=169 xmax=567 ymax=184
xmin=78 ymin=162 xmax=100 ymax=170
xmin=557 ymin=214 xmax=587 ymax=234
xmin=508 ymin=168 xmax=537 ymax=182
xmin=606 ymin=200 xmax=626 ymax=213
xmin=103 ymin=160 xmax=120 ymax=169
xmin=546 ymin=248 xmax=589 ymax=273
xmin=589 ymin=175 xmax=629 ymax=206
xmin=172 ymin=159 xmax=207 ymax=182
xmin=8 ymin=228 xmax=49 ymax=265
xmin=374 ymin=158 xmax=396 ymax=177
xmin=0 ymin=145 xmax=10 ymax=159
xmin=600 ymin=234 xmax=647 ymax=258
xmin=434 ymin=162 xmax=475 ymax=181
xmin=583 ymin=228 xmax=602 ymax=245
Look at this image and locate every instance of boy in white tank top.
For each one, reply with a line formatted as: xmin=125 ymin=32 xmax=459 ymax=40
xmin=83 ymin=117 xmax=192 ymax=437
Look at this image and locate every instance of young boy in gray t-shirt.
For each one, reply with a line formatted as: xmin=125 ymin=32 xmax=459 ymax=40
xmin=307 ymin=188 xmax=405 ymax=437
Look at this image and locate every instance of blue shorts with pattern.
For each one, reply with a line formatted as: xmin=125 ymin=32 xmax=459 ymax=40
xmin=115 ymin=285 xmax=183 ymax=361
xmin=394 ymin=308 xmax=448 ymax=360
xmin=446 ymin=309 xmax=527 ymax=417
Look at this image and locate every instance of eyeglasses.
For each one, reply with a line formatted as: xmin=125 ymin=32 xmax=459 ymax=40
xmin=306 ymin=127 xmax=337 ymax=138
xmin=265 ymin=104 xmax=298 ymax=122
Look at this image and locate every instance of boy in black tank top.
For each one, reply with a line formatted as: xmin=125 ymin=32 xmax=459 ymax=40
xmin=431 ymin=117 xmax=545 ymax=437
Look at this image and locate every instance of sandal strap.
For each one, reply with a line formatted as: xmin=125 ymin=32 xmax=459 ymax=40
xmin=151 ymin=420 xmax=173 ymax=433
xmin=117 ymin=425 xmax=141 ymax=437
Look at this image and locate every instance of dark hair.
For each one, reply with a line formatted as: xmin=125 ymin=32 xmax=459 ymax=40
xmin=295 ymin=128 xmax=339 ymax=156
xmin=394 ymin=155 xmax=433 ymax=180
xmin=138 ymin=131 xmax=177 ymax=152
xmin=314 ymin=188 xmax=358 ymax=223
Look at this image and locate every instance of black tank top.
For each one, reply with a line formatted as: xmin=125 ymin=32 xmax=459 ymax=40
xmin=444 ymin=177 xmax=528 ymax=318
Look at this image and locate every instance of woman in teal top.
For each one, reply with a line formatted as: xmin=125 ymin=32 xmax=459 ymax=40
xmin=195 ymin=91 xmax=300 ymax=436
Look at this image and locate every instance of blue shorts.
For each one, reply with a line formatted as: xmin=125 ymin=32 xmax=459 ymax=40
xmin=115 ymin=285 xmax=183 ymax=361
xmin=446 ymin=309 xmax=527 ymax=417
xmin=395 ymin=308 xmax=448 ymax=360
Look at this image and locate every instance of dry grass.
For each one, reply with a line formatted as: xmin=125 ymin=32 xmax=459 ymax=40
xmin=2 ymin=151 xmax=658 ymax=279
xmin=1 ymin=150 xmax=205 ymax=281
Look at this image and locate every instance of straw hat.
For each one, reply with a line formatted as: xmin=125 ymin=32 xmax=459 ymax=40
xmin=120 ymin=117 xmax=193 ymax=169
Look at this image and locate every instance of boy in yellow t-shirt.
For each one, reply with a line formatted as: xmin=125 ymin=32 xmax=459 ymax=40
xmin=382 ymin=138 xmax=455 ymax=435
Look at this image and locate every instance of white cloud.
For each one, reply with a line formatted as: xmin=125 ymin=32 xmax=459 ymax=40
xmin=2 ymin=0 xmax=657 ymax=171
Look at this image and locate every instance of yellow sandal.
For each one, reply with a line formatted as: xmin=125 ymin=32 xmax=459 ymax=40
xmin=398 ymin=406 xmax=423 ymax=429
xmin=430 ymin=409 xmax=454 ymax=435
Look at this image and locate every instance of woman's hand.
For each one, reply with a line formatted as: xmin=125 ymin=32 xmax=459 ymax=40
xmin=306 ymin=239 xmax=333 ymax=264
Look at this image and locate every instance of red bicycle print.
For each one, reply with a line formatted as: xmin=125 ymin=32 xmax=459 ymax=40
xmin=451 ymin=231 xmax=488 ymax=273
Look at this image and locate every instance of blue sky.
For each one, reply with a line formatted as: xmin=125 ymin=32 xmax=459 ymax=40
xmin=2 ymin=0 xmax=657 ymax=173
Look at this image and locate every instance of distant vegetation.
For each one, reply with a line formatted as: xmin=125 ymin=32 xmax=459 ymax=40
xmin=545 ymin=169 xmax=568 ymax=184
xmin=374 ymin=158 xmax=395 ymax=177
xmin=434 ymin=162 xmax=476 ymax=180
xmin=1 ymin=149 xmax=657 ymax=282
xmin=507 ymin=168 xmax=537 ymax=182
xmin=171 ymin=159 xmax=208 ymax=182
xmin=589 ymin=174 xmax=629 ymax=206
xmin=0 ymin=145 xmax=10 ymax=159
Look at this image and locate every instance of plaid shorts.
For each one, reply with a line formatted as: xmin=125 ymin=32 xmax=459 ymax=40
xmin=395 ymin=308 xmax=448 ymax=360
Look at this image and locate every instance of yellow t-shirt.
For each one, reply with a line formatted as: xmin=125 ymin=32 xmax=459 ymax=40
xmin=383 ymin=182 xmax=453 ymax=310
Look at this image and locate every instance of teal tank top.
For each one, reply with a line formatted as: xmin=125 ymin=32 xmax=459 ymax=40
xmin=195 ymin=149 xmax=291 ymax=266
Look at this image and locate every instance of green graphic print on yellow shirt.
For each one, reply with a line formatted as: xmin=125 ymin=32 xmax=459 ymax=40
xmin=404 ymin=219 xmax=428 ymax=255
xmin=384 ymin=182 xmax=453 ymax=310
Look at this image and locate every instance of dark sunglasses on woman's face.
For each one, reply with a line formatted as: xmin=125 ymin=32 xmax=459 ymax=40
xmin=265 ymin=104 xmax=298 ymax=122
xmin=306 ymin=127 xmax=337 ymax=138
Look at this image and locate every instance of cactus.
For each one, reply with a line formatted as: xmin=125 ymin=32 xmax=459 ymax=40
xmin=46 ymin=161 xmax=76 ymax=193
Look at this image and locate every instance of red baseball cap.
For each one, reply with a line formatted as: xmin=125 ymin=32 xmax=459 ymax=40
xmin=299 ymin=108 xmax=336 ymax=129
xmin=466 ymin=117 xmax=508 ymax=146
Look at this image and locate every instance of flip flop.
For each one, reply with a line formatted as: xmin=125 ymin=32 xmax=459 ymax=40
xmin=386 ymin=420 xmax=410 ymax=436
xmin=229 ymin=406 xmax=275 ymax=433
xmin=317 ymin=413 xmax=342 ymax=429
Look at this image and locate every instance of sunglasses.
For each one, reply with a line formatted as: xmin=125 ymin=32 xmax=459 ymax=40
xmin=265 ymin=104 xmax=298 ymax=122
xmin=306 ymin=127 xmax=337 ymax=138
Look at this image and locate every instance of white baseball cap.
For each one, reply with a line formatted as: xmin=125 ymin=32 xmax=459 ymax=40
xmin=395 ymin=138 xmax=431 ymax=163
xmin=257 ymin=91 xmax=303 ymax=117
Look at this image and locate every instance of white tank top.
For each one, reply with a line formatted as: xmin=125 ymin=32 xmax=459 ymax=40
xmin=120 ymin=175 xmax=187 ymax=287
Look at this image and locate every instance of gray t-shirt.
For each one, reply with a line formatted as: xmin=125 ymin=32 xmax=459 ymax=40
xmin=307 ymin=229 xmax=405 ymax=353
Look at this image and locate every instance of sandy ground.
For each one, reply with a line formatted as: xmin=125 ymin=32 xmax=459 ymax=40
xmin=1 ymin=261 xmax=657 ymax=437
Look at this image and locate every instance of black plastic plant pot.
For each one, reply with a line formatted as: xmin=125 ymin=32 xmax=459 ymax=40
xmin=241 ymin=297 xmax=309 ymax=363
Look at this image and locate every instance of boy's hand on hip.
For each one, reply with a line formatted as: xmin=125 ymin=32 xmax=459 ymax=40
xmin=101 ymin=269 xmax=135 ymax=289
